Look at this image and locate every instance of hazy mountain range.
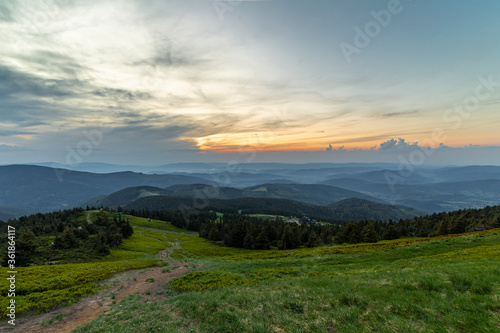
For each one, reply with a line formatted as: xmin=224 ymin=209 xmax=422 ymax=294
xmin=1 ymin=163 xmax=499 ymax=221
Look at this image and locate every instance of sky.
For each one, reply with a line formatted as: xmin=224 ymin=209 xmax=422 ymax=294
xmin=1 ymin=0 xmax=500 ymax=166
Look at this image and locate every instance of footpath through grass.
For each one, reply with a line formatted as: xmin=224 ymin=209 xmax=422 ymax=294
xmin=0 ymin=213 xmax=181 ymax=319
xmin=73 ymin=217 xmax=500 ymax=332
xmin=0 ymin=260 xmax=159 ymax=318
xmin=2 ymin=212 xmax=498 ymax=331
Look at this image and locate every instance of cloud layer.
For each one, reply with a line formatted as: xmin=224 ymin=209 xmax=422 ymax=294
xmin=1 ymin=0 xmax=500 ymax=165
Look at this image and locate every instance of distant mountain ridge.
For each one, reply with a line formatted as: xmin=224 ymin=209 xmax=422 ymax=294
xmin=83 ymin=185 xmax=424 ymax=222
xmin=2 ymin=163 xmax=500 ymax=217
xmin=0 ymin=165 xmax=213 ymax=214
xmin=322 ymin=178 xmax=500 ymax=213
xmin=123 ymin=195 xmax=423 ymax=222
xmin=83 ymin=183 xmax=386 ymax=208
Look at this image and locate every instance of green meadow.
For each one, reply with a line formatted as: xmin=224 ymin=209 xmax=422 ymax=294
xmin=1 ymin=212 xmax=499 ymax=332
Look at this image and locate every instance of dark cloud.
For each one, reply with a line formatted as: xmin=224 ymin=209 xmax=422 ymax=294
xmin=0 ymin=64 xmax=77 ymax=99
xmin=0 ymin=59 xmax=150 ymax=106
xmin=111 ymin=123 xmax=196 ymax=141
xmin=16 ymin=51 xmax=89 ymax=78
xmin=92 ymin=88 xmax=151 ymax=102
xmin=0 ymin=4 xmax=12 ymax=22
xmin=0 ymin=100 xmax=66 ymax=125
xmin=131 ymin=31 xmax=210 ymax=70
xmin=0 ymin=59 xmax=153 ymax=128
xmin=381 ymin=109 xmax=421 ymax=118
xmin=132 ymin=51 xmax=208 ymax=70
xmin=0 ymin=129 xmax=36 ymax=137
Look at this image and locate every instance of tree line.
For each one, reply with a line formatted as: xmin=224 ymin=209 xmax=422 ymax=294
xmin=1 ymin=203 xmax=498 ymax=266
xmin=128 ymin=204 xmax=500 ymax=249
xmin=199 ymin=214 xmax=337 ymax=250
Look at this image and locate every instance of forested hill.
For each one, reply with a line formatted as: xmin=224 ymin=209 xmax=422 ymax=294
xmin=0 ymin=208 xmax=134 ymax=266
xmin=84 ymin=183 xmax=385 ymax=208
xmin=334 ymin=204 xmax=500 ymax=244
xmin=327 ymin=198 xmax=420 ymax=222
xmin=122 ymin=195 xmax=423 ymax=223
xmin=128 ymin=203 xmax=500 ymax=250
xmin=0 ymin=165 xmax=212 ymax=213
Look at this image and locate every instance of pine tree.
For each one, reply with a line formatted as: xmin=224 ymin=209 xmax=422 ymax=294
xmin=449 ymin=216 xmax=465 ymax=234
xmin=336 ymin=221 xmax=357 ymax=244
xmin=279 ymin=225 xmax=299 ymax=250
xmin=106 ymin=223 xmax=123 ymax=249
xmin=208 ymin=225 xmax=220 ymax=241
xmin=307 ymin=231 xmax=319 ymax=248
xmin=255 ymin=227 xmax=271 ymax=250
xmin=361 ymin=222 xmax=379 ymax=243
xmin=320 ymin=228 xmax=333 ymax=245
xmin=438 ymin=215 xmax=451 ymax=235
xmin=383 ymin=225 xmax=399 ymax=240
xmin=243 ymin=230 xmax=254 ymax=249
xmin=490 ymin=213 xmax=500 ymax=229
xmin=95 ymin=231 xmax=110 ymax=254
xmin=1 ymin=227 xmax=37 ymax=267
xmin=55 ymin=227 xmax=78 ymax=249
xmin=120 ymin=220 xmax=134 ymax=238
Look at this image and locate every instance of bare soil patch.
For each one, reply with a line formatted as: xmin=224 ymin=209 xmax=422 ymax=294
xmin=0 ymin=261 xmax=191 ymax=333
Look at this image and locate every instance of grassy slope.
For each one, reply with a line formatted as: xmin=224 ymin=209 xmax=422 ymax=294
xmin=0 ymin=212 xmax=181 ymax=319
xmin=1 ymin=212 xmax=498 ymax=331
xmin=73 ymin=215 xmax=500 ymax=333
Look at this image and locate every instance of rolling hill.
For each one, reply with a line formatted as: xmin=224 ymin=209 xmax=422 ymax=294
xmin=0 ymin=165 xmax=213 ymax=213
xmin=3 ymin=163 xmax=500 ymax=217
xmin=322 ymin=178 xmax=500 ymax=213
xmin=85 ymin=183 xmax=386 ymax=208
xmin=87 ymin=185 xmax=424 ymax=222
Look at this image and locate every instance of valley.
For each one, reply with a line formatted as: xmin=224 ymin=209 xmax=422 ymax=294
xmin=3 ymin=163 xmax=500 ymax=220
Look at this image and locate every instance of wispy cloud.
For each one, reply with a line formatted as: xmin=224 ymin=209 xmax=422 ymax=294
xmin=0 ymin=129 xmax=36 ymax=137
xmin=381 ymin=109 xmax=421 ymax=118
xmin=1 ymin=0 xmax=499 ymax=164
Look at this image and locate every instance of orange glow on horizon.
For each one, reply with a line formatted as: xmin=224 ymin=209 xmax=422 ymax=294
xmin=190 ymin=134 xmax=481 ymax=153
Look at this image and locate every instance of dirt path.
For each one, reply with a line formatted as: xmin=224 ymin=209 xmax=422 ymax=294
xmin=85 ymin=210 xmax=100 ymax=224
xmin=1 ymin=262 xmax=191 ymax=333
xmin=158 ymin=241 xmax=182 ymax=260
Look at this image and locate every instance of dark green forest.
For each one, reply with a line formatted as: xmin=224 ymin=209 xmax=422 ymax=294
xmin=1 ymin=203 xmax=499 ymax=265
xmin=128 ymin=204 xmax=500 ymax=250
xmin=0 ymin=208 xmax=133 ymax=266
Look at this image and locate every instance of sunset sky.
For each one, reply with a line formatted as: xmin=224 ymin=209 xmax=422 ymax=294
xmin=1 ymin=0 xmax=500 ymax=165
